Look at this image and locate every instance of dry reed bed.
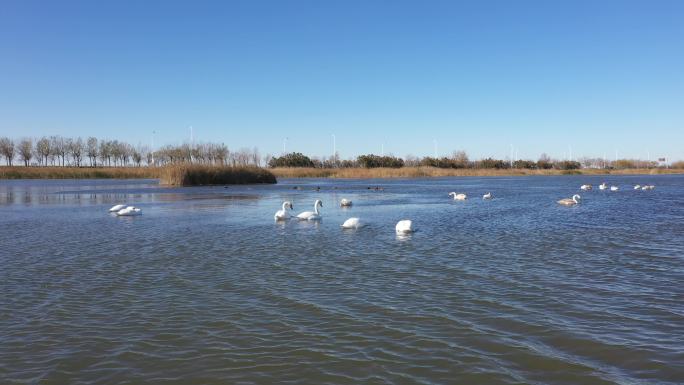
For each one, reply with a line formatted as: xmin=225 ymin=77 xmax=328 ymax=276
xmin=270 ymin=167 xmax=684 ymax=179
xmin=0 ymin=166 xmax=159 ymax=179
xmin=158 ymin=165 xmax=276 ymax=186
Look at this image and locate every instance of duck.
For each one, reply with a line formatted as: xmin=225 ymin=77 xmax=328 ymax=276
xmin=610 ymin=186 xmax=619 ymax=191
xmin=296 ymin=200 xmax=323 ymax=221
xmin=557 ymin=194 xmax=581 ymax=206
xmin=274 ymin=201 xmax=293 ymax=221
xmin=482 ymin=192 xmax=493 ymax=200
xmin=634 ymin=184 xmax=641 ymax=190
xmin=449 ymin=192 xmax=467 ymax=200
xmin=341 ymin=217 xmax=364 ymax=229
xmin=340 ymin=198 xmax=352 ymax=207
xmin=580 ymin=184 xmax=592 ymax=191
xmin=395 ymin=220 xmax=414 ymax=234
xmin=599 ymin=183 xmax=608 ymax=190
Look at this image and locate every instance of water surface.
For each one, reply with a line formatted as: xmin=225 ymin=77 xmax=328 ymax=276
xmin=1 ymin=175 xmax=683 ymax=384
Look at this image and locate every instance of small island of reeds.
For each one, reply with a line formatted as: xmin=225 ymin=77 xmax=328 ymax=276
xmin=158 ymin=165 xmax=276 ymax=186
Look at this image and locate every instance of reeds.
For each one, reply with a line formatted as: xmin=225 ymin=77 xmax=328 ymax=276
xmin=270 ymin=167 xmax=684 ymax=179
xmin=158 ymin=164 xmax=276 ymax=186
xmin=0 ymin=166 xmax=158 ymax=179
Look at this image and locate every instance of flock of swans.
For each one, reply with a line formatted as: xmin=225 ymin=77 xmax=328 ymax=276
xmin=107 ymin=181 xmax=656 ymax=230
xmin=559 ymin=182 xmax=655 ymax=206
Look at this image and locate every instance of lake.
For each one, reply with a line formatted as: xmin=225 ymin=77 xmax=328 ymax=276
xmin=1 ymin=175 xmax=683 ymax=384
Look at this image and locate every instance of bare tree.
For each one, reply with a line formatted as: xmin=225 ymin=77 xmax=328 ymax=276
xmin=18 ymin=138 xmax=33 ymax=166
xmin=36 ymin=137 xmax=51 ymax=166
xmin=86 ymin=137 xmax=98 ymax=166
xmin=0 ymin=137 xmax=15 ymax=166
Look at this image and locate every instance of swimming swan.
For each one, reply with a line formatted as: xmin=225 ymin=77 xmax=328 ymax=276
xmin=341 ymin=217 xmax=364 ymax=229
xmin=297 ymin=200 xmax=323 ymax=220
xmin=634 ymin=184 xmax=641 ymax=190
xmin=599 ymin=183 xmax=608 ymax=190
xmin=116 ymin=206 xmax=142 ymax=216
xmin=340 ymin=198 xmax=352 ymax=207
xmin=449 ymin=192 xmax=467 ymax=200
xmin=557 ymin=194 xmax=581 ymax=206
xmin=610 ymin=186 xmax=619 ymax=191
xmin=395 ymin=220 xmax=414 ymax=233
xmin=482 ymin=192 xmax=493 ymax=200
xmin=109 ymin=204 xmax=127 ymax=212
xmin=580 ymin=184 xmax=592 ymax=191
xmin=274 ymin=201 xmax=293 ymax=220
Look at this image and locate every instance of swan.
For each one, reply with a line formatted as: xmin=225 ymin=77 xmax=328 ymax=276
xmin=340 ymin=198 xmax=352 ymax=207
xmin=580 ymin=184 xmax=592 ymax=191
xmin=599 ymin=183 xmax=608 ymax=190
xmin=274 ymin=201 xmax=293 ymax=220
xmin=449 ymin=192 xmax=467 ymax=200
xmin=395 ymin=219 xmax=414 ymax=234
xmin=634 ymin=184 xmax=641 ymax=190
xmin=116 ymin=206 xmax=142 ymax=216
xmin=610 ymin=186 xmax=619 ymax=191
xmin=296 ymin=199 xmax=322 ymax=220
xmin=109 ymin=204 xmax=127 ymax=212
xmin=482 ymin=192 xmax=492 ymax=200
xmin=557 ymin=194 xmax=581 ymax=206
xmin=341 ymin=217 xmax=364 ymax=229
xmin=643 ymin=185 xmax=655 ymax=190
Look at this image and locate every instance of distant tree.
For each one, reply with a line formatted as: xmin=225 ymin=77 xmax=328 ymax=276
xmin=513 ymin=159 xmax=537 ymax=169
xmin=36 ymin=137 xmax=51 ymax=166
xmin=478 ymin=158 xmax=507 ymax=169
xmin=554 ymin=160 xmax=581 ymax=170
xmin=451 ymin=150 xmax=469 ymax=168
xmin=69 ymin=137 xmax=84 ymax=166
xmin=357 ymin=154 xmax=404 ymax=168
xmin=86 ymin=137 xmax=98 ymax=166
xmin=0 ymin=137 xmax=15 ymax=166
xmin=18 ymin=138 xmax=33 ymax=166
xmin=537 ymin=153 xmax=553 ymax=169
xmin=268 ymin=152 xmax=315 ymax=168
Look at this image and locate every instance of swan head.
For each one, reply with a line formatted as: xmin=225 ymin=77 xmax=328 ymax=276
xmin=315 ymin=199 xmax=322 ymax=208
xmin=573 ymin=194 xmax=581 ymax=201
xmin=448 ymin=192 xmax=456 ymax=196
xmin=287 ymin=201 xmax=293 ymax=210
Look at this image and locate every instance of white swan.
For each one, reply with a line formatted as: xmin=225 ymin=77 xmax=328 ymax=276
xmin=642 ymin=185 xmax=655 ymax=190
xmin=557 ymin=194 xmax=581 ymax=206
xmin=482 ymin=192 xmax=492 ymax=200
xmin=274 ymin=201 xmax=293 ymax=221
xmin=610 ymin=186 xmax=619 ymax=191
xmin=599 ymin=183 xmax=608 ymax=190
xmin=297 ymin=199 xmax=322 ymax=220
xmin=116 ymin=206 xmax=142 ymax=216
xmin=341 ymin=217 xmax=364 ymax=229
xmin=109 ymin=204 xmax=127 ymax=212
xmin=634 ymin=184 xmax=641 ymax=190
xmin=395 ymin=220 xmax=414 ymax=234
xmin=449 ymin=192 xmax=467 ymax=200
xmin=340 ymin=198 xmax=352 ymax=207
xmin=580 ymin=184 xmax=592 ymax=191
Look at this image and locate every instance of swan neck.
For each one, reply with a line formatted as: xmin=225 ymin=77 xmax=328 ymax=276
xmin=314 ymin=201 xmax=319 ymax=215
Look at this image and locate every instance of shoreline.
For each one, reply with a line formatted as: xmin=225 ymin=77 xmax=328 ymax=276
xmin=269 ymin=167 xmax=684 ymax=179
xmin=1 ymin=166 xmax=682 ymax=180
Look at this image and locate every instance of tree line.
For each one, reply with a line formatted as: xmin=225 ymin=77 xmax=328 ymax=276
xmin=0 ymin=136 xmax=263 ymax=167
xmin=0 ymin=135 xmax=675 ymax=170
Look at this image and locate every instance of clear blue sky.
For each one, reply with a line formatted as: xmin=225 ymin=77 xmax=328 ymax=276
xmin=1 ymin=0 xmax=682 ymax=161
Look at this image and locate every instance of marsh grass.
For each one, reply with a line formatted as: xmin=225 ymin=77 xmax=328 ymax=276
xmin=0 ymin=166 xmax=158 ymax=179
xmin=1 ymin=165 xmax=680 ymax=181
xmin=270 ymin=167 xmax=684 ymax=178
xmin=158 ymin=165 xmax=276 ymax=186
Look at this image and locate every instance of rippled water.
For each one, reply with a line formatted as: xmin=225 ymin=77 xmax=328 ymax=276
xmin=1 ymin=175 xmax=683 ymax=385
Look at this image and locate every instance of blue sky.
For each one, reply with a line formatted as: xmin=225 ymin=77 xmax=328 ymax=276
xmin=1 ymin=0 xmax=682 ymax=161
